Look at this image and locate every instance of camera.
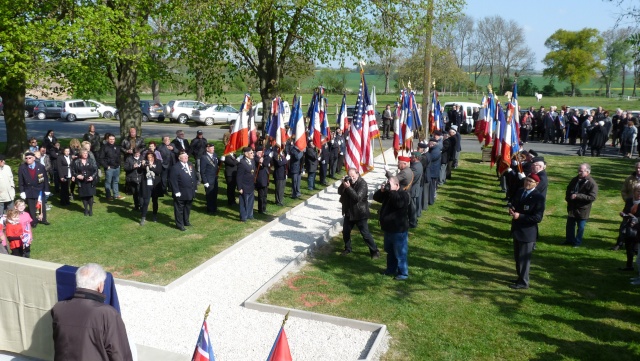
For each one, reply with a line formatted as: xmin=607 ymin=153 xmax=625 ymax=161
xmin=343 ymin=175 xmax=352 ymax=185
xmin=383 ymin=181 xmax=391 ymax=192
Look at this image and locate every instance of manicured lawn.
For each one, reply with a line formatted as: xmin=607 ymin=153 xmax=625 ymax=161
xmin=3 ymin=139 xmax=344 ymax=285
xmin=259 ymin=152 xmax=640 ymax=361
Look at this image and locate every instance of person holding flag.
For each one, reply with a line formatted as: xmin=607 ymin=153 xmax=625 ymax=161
xmin=18 ymin=151 xmax=50 ymax=227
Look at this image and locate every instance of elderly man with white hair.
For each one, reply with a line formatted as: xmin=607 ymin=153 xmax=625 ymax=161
xmin=51 ymin=263 xmax=133 ymax=361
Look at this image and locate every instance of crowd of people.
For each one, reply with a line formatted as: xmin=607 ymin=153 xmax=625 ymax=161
xmin=514 ymin=105 xmax=639 ymax=157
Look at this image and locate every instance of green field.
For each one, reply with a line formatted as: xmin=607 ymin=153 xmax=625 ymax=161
xmin=260 ymin=152 xmax=640 ymax=361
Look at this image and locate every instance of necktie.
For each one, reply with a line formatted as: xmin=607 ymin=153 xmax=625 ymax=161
xmin=522 ymin=190 xmax=529 ymax=202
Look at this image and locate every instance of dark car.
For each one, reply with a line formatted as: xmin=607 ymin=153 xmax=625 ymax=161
xmin=346 ymin=105 xmax=382 ymax=125
xmin=24 ymin=97 xmax=40 ymax=118
xmin=115 ymin=100 xmax=164 ymax=122
xmin=32 ymin=100 xmax=65 ymax=120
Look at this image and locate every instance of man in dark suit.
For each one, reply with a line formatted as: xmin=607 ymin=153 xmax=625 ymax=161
xmin=509 ymin=173 xmax=545 ymax=289
xmin=170 ymin=130 xmax=190 ymax=162
xmin=169 ymin=152 xmax=197 ymax=231
xmin=254 ymin=146 xmax=271 ymax=214
xmin=18 ymin=152 xmax=51 ymax=227
xmin=305 ymin=143 xmax=318 ymax=190
xmin=223 ymin=152 xmax=239 ymax=206
xmin=237 ymin=147 xmax=256 ymax=221
xmin=319 ymin=142 xmax=330 ymax=186
xmin=271 ymin=146 xmax=287 ymax=206
xmin=157 ymin=136 xmax=176 ymax=193
xmin=199 ymin=143 xmax=219 ymax=213
xmin=287 ymin=142 xmax=303 ymax=198
xmin=530 ymin=157 xmax=548 ymax=199
xmin=427 ymin=132 xmax=443 ymax=205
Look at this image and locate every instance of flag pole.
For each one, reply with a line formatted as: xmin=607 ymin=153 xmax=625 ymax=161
xmin=281 ymin=311 xmax=290 ymax=328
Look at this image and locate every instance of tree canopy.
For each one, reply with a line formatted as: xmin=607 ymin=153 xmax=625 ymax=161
xmin=542 ymin=28 xmax=604 ymax=97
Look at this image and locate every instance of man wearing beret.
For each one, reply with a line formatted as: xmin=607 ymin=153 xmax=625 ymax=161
xmin=530 ymin=156 xmax=548 ymax=199
xmin=254 ymin=146 xmax=271 ymax=214
xmin=18 ymin=152 xmax=51 ymax=227
xmin=409 ymin=152 xmax=423 ymax=226
xmin=427 ymin=132 xmax=443 ymax=205
xmin=509 ymin=173 xmax=545 ymax=289
xmin=386 ymin=155 xmax=412 ymax=190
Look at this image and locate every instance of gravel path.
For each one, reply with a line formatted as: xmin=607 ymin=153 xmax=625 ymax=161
xmin=117 ymin=150 xmax=394 ymax=360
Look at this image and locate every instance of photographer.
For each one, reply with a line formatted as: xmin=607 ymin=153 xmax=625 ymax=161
xmin=619 ymin=184 xmax=640 ymax=274
xmin=338 ymin=168 xmax=380 ymax=259
xmin=373 ymin=176 xmax=411 ymax=280
xmin=124 ymin=149 xmax=145 ymax=211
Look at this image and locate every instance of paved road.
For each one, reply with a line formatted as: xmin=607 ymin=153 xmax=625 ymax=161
xmin=1 ymin=116 xmax=620 ymax=158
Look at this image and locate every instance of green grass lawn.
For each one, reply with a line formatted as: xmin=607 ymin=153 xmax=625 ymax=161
xmin=259 ymin=152 xmax=640 ymax=361
xmin=3 ymin=139 xmax=343 ymax=285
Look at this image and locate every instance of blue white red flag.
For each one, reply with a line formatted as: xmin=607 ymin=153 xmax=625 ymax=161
xmin=267 ymin=97 xmax=287 ymax=148
xmin=191 ymin=320 xmax=215 ymax=361
xmin=288 ymin=96 xmax=307 ymax=151
xmin=336 ymin=94 xmax=349 ymax=133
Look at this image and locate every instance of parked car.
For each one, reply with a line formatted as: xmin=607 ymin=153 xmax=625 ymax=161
xmin=346 ymin=105 xmax=382 ymax=127
xmin=60 ymin=100 xmax=100 ymax=122
xmin=164 ymin=100 xmax=206 ymax=124
xmin=32 ymin=100 xmax=65 ymax=120
xmin=251 ymin=101 xmax=291 ymax=124
xmin=86 ymin=99 xmax=116 ymax=119
xmin=443 ymin=102 xmax=481 ymax=134
xmin=192 ymin=104 xmax=239 ymax=125
xmin=24 ymin=98 xmax=40 ymax=118
xmin=114 ymin=100 xmax=164 ymax=122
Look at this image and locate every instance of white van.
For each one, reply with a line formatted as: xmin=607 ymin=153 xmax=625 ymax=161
xmin=443 ymin=101 xmax=481 ymax=134
xmin=252 ymin=101 xmax=290 ymax=124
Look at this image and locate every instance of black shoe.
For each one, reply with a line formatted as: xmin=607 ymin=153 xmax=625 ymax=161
xmin=509 ymin=284 xmax=529 ymax=290
xmin=561 ymin=241 xmax=573 ymax=245
xmin=40 ymin=221 xmax=50 ymax=226
xmin=340 ymin=250 xmax=352 ymax=256
xmin=177 ymin=226 xmax=186 ymax=231
xmin=619 ymin=267 xmax=635 ymax=271
xmin=371 ymin=250 xmax=381 ymax=259
xmin=610 ymin=245 xmax=621 ymax=251
xmin=152 ymin=215 xmax=157 ymax=222
xmin=185 ymin=222 xmax=192 ymax=226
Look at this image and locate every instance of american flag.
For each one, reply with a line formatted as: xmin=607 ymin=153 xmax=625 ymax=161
xmin=346 ymin=73 xmax=376 ymax=173
xmin=191 ymin=320 xmax=215 ymax=361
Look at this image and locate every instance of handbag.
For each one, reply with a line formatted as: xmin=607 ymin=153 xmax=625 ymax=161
xmin=620 ymin=219 xmax=638 ymax=238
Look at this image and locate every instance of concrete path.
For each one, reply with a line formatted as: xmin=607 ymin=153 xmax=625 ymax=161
xmin=113 ymin=150 xmax=394 ymax=360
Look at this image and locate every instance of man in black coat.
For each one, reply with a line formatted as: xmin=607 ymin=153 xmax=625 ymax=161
xmin=305 ymin=144 xmax=318 ymax=190
xmin=418 ymin=142 xmax=430 ymax=212
xmin=319 ymin=142 xmax=330 ymax=186
xmin=329 ymin=129 xmax=345 ymax=178
xmin=123 ymin=149 xmax=144 ymax=211
xmin=200 ymin=143 xmax=219 ymax=213
xmin=169 ymin=152 xmax=197 ymax=231
xmin=271 ymin=146 xmax=287 ymax=206
xmin=120 ymin=127 xmax=145 ymax=161
xmin=190 ymin=130 xmax=208 ymax=184
xmin=530 ymin=157 xmax=548 ymax=199
xmin=509 ymin=173 xmax=545 ymax=289
xmin=338 ymin=168 xmax=380 ymax=258
xmin=373 ymin=176 xmax=411 ymax=280
xmin=99 ymin=134 xmax=125 ymax=201
xmin=287 ymin=142 xmax=304 ymax=198
xmin=157 ymin=136 xmax=176 ymax=193
xmin=223 ymin=152 xmax=239 ymax=206
xmin=18 ymin=152 xmax=51 ymax=227
xmin=428 ymin=132 xmax=443 ymax=205
xmin=564 ymin=163 xmax=598 ymax=247
xmin=171 ymin=130 xmax=190 ymax=162
xmin=255 ymin=146 xmax=271 ymax=214
xmin=237 ymin=147 xmax=256 ymax=221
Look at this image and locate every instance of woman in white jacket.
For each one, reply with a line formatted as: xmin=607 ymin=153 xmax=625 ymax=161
xmin=0 ymin=154 xmax=16 ymax=215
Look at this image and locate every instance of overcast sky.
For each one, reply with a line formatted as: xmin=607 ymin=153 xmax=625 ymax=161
xmin=465 ymin=0 xmax=629 ymax=70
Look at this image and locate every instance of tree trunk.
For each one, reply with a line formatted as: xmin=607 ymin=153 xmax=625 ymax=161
xmin=151 ymin=79 xmax=160 ymax=103
xmin=114 ymin=59 xmax=141 ymax=140
xmin=384 ymin=66 xmax=390 ymax=95
xmin=0 ymin=77 xmax=28 ymax=157
xmin=195 ymin=69 xmax=204 ymax=102
xmin=621 ymin=64 xmax=626 ymax=96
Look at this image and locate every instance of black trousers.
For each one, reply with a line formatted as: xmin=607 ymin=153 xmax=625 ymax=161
xmin=274 ymin=179 xmax=285 ymax=205
xmin=342 ymin=216 xmax=378 ymax=253
xmin=513 ymin=239 xmax=535 ymax=287
xmin=226 ymin=177 xmax=237 ymax=205
xmin=140 ymin=195 xmax=158 ymax=218
xmin=173 ymin=199 xmax=193 ymax=228
xmin=428 ymin=178 xmax=438 ymax=205
xmin=257 ymin=186 xmax=268 ymax=213
xmin=26 ymin=196 xmax=46 ymax=226
xmin=204 ymin=180 xmax=219 ymax=212
xmin=59 ymin=178 xmax=71 ymax=205
xmin=127 ymin=181 xmax=141 ymax=208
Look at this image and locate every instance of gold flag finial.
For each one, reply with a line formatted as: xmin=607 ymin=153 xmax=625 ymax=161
xmin=204 ymin=305 xmax=211 ymax=320
xmin=281 ymin=311 xmax=290 ymax=328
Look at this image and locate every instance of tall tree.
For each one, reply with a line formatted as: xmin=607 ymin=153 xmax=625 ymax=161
xmin=599 ymin=28 xmax=633 ymax=97
xmin=543 ymin=28 xmax=604 ymax=97
xmin=59 ymin=1 xmax=156 ymax=139
xmin=0 ymin=0 xmax=62 ymax=156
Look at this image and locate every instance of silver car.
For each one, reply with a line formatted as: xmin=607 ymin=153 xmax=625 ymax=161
xmin=191 ymin=104 xmax=239 ymax=126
